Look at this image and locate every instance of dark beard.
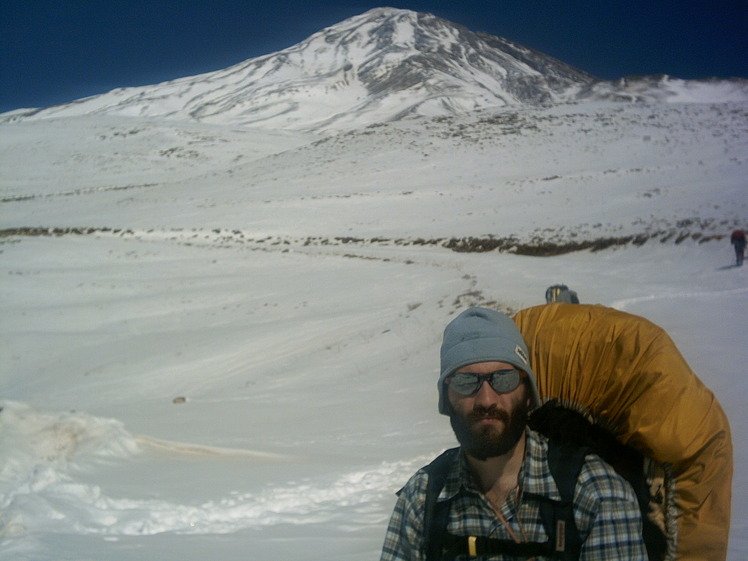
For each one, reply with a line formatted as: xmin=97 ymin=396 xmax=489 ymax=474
xmin=450 ymin=399 xmax=529 ymax=461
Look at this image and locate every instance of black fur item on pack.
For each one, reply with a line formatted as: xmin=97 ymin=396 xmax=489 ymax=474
xmin=528 ymin=400 xmax=668 ymax=561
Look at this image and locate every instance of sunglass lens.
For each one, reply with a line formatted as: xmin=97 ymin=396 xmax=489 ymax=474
xmin=449 ymin=373 xmax=480 ymax=395
xmin=489 ymin=369 xmax=520 ymax=393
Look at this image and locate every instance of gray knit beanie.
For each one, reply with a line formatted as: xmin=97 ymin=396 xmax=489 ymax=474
xmin=438 ymin=307 xmax=541 ymax=415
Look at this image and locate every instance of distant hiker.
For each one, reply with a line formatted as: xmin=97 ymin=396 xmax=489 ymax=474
xmin=380 ymin=307 xmax=647 ymax=561
xmin=730 ymin=229 xmax=746 ymax=266
xmin=544 ymin=284 xmax=579 ymax=304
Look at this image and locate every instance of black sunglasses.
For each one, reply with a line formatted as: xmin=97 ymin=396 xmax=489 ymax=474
xmin=446 ymin=369 xmax=522 ymax=396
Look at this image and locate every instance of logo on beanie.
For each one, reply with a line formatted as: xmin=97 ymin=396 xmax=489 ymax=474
xmin=515 ymin=344 xmax=529 ymax=366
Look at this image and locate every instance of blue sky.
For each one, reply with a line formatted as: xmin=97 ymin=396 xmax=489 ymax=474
xmin=1 ymin=0 xmax=746 ymax=113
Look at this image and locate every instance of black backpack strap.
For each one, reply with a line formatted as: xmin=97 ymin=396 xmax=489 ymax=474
xmin=422 ymin=448 xmax=460 ymax=561
xmin=540 ymin=440 xmax=587 ymax=559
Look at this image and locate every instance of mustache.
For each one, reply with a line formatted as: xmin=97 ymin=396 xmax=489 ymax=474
xmin=467 ymin=405 xmax=510 ymax=424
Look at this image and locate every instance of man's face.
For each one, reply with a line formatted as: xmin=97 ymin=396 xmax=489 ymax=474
xmin=446 ymin=361 xmax=530 ymax=461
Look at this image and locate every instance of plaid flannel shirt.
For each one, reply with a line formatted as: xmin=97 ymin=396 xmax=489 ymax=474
xmin=380 ymin=428 xmax=647 ymax=560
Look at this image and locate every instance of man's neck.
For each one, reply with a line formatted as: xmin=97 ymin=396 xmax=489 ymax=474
xmin=465 ymin=431 xmax=527 ymax=502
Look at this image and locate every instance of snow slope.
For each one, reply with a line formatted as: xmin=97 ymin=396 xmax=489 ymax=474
xmin=2 ymin=102 xmax=746 ymax=242
xmin=1 ymin=234 xmax=746 ymax=560
xmin=1 ymin=98 xmax=746 ymax=559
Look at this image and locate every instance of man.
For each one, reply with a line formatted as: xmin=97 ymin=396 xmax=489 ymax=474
xmin=381 ymin=307 xmax=647 ymax=560
xmin=731 ymin=229 xmax=745 ymax=266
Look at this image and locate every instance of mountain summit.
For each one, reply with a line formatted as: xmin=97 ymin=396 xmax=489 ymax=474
xmin=12 ymin=8 xmax=598 ymax=131
xmin=9 ymin=7 xmax=746 ymax=131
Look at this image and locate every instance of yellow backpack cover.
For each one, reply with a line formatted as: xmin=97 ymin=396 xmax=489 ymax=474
xmin=514 ymin=304 xmax=732 ymax=561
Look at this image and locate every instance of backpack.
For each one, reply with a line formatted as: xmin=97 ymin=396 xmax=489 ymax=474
xmin=421 ymin=400 xmax=667 ymax=561
xmin=513 ymin=304 xmax=732 ymax=561
xmin=544 ymin=285 xmax=579 ymax=304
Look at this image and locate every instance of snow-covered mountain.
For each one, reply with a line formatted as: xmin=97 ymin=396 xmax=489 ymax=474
xmin=5 ymin=8 xmax=596 ymax=131
xmin=9 ymin=7 xmax=745 ymax=132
